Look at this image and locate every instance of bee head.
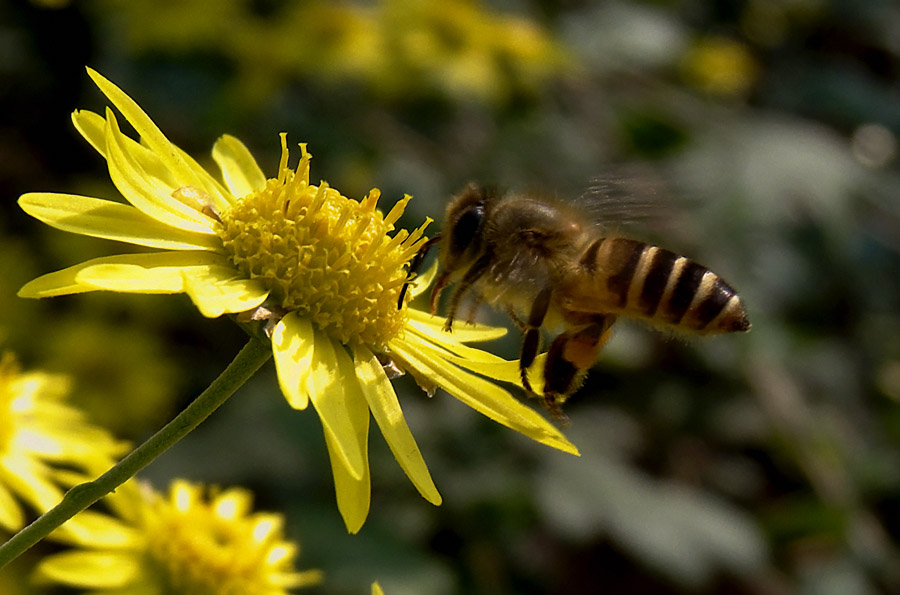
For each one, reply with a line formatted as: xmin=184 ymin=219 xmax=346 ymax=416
xmin=422 ymin=184 xmax=494 ymax=313
xmin=440 ymin=183 xmax=493 ymax=274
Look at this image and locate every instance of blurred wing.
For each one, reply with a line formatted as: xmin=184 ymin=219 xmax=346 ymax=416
xmin=574 ymin=162 xmax=687 ymax=239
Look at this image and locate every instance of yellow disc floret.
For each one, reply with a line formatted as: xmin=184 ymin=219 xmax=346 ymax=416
xmin=140 ymin=481 xmax=319 ymax=594
xmin=218 ymin=138 xmax=429 ymax=347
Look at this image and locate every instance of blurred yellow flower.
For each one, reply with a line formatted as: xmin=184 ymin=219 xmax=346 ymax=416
xmin=18 ymin=69 xmax=577 ymax=532
xmin=375 ymin=0 xmax=569 ymax=103
xmin=95 ymin=0 xmax=569 ymax=105
xmin=0 ymin=352 xmax=126 ymax=533
xmin=681 ymin=36 xmax=760 ymax=98
xmin=34 ymin=479 xmax=322 ymax=593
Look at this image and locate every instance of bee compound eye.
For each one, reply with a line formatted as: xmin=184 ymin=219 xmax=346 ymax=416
xmin=449 ymin=203 xmax=485 ymax=256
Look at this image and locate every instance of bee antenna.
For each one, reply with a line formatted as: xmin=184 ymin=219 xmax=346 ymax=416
xmin=397 ymin=234 xmax=442 ymax=309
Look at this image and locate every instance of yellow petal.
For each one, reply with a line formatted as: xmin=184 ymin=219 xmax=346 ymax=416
xmin=406 ymin=308 xmax=508 ymax=342
xmin=407 ymin=320 xmax=511 ymax=364
xmin=272 ymin=313 xmax=315 ymax=410
xmin=0 ymin=454 xmax=65 ymax=511
xmin=17 ymin=252 xmax=224 ymax=298
xmin=27 ymin=420 xmax=127 ymax=463
xmin=389 ymin=337 xmax=579 ymax=456
xmin=171 ymin=141 xmax=235 ymax=212
xmin=212 ymin=134 xmax=267 ymax=199
xmin=323 ymin=429 xmax=370 ymax=534
xmin=0 ymin=480 xmax=24 ymax=532
xmin=71 ymin=109 xmax=107 ymax=158
xmin=181 ymin=267 xmax=269 ymax=317
xmin=35 ymin=551 xmax=141 ymax=588
xmin=52 ymin=511 xmax=140 ymax=548
xmin=73 ymin=109 xmax=190 ymax=198
xmin=18 ymin=262 xmax=99 ymax=298
xmin=105 ymin=109 xmax=216 ymax=234
xmin=373 ymin=581 xmax=386 ymax=595
xmin=18 ymin=193 xmax=222 ymax=251
xmin=280 ymin=570 xmax=326 ymax=589
xmin=77 ymin=264 xmax=181 ymax=292
xmin=72 ymin=251 xmax=234 ymax=294
xmin=327 ymin=345 xmax=372 ymax=533
xmin=405 ymin=321 xmax=521 ymax=384
xmin=352 ymin=343 xmax=441 ymax=505
xmin=307 ymin=334 xmax=367 ymax=481
xmin=407 ymin=260 xmax=439 ymax=299
xmin=87 ymin=67 xmax=231 ymax=210
xmin=213 ymin=488 xmax=254 ymax=520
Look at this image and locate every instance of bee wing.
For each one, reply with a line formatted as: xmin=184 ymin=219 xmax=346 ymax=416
xmin=574 ymin=162 xmax=686 ymax=238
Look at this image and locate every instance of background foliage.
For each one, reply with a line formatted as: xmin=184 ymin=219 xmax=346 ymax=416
xmin=3 ymin=0 xmax=900 ymax=593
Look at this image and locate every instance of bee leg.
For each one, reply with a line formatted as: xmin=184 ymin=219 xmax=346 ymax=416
xmin=519 ymin=287 xmax=553 ymax=395
xmin=398 ymin=235 xmax=442 ymax=309
xmin=505 ymin=306 xmax=527 ymax=331
xmin=542 ymin=334 xmax=577 ymax=425
xmin=442 ymin=251 xmax=494 ymax=332
xmin=542 ymin=314 xmax=616 ymax=423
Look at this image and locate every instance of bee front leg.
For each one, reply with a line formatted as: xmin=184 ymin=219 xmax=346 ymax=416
xmin=542 ymin=314 xmax=616 ymax=424
xmin=519 ymin=287 xmax=553 ymax=395
xmin=399 ymin=234 xmax=442 ymax=309
xmin=442 ymin=251 xmax=494 ymax=332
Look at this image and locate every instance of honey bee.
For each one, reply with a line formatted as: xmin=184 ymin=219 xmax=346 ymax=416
xmin=405 ymin=183 xmax=750 ymax=422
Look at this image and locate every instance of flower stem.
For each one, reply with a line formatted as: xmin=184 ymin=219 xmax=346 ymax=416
xmin=0 ymin=336 xmax=272 ymax=568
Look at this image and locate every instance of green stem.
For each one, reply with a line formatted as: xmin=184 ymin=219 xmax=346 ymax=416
xmin=0 ymin=336 xmax=272 ymax=568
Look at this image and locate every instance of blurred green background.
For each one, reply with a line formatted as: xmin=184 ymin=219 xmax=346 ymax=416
xmin=3 ymin=0 xmax=900 ymax=593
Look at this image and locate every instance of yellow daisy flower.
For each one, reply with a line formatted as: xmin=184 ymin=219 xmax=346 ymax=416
xmin=34 ymin=479 xmax=323 ymax=593
xmin=18 ymin=68 xmax=577 ymax=533
xmin=0 ymin=352 xmax=126 ymax=533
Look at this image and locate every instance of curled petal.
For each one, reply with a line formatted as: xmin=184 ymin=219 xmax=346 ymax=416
xmin=272 ymin=313 xmax=315 ymax=411
xmin=181 ymin=268 xmax=269 ymax=317
xmin=71 ymin=109 xmax=108 ymax=158
xmin=212 ymin=134 xmax=267 ymax=199
xmin=87 ymin=67 xmax=231 ymax=210
xmin=407 ymin=260 xmax=439 ymax=300
xmin=72 ymin=110 xmax=181 ymax=193
xmin=105 ymin=109 xmax=216 ymax=234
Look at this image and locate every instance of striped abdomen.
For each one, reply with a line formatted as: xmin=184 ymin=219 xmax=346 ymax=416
xmin=571 ymin=237 xmax=750 ymax=334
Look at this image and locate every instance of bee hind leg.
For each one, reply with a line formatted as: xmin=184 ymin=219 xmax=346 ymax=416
xmin=542 ymin=314 xmax=616 ymax=423
xmin=518 ymin=287 xmax=553 ymax=395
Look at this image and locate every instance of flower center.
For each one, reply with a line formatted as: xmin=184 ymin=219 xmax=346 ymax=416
xmin=143 ymin=484 xmax=292 ymax=595
xmin=218 ymin=140 xmax=429 ymax=347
